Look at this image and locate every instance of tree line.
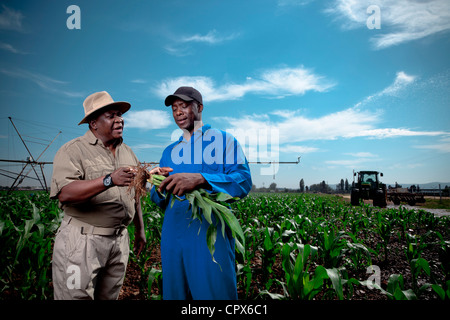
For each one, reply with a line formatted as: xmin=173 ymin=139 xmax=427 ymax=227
xmin=251 ymin=178 xmax=351 ymax=193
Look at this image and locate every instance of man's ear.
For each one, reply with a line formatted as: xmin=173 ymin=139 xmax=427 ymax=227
xmin=198 ymin=103 xmax=204 ymax=113
xmin=89 ymin=119 xmax=97 ymax=130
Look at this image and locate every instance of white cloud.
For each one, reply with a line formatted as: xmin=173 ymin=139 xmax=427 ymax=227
xmin=325 ymin=158 xmax=376 ymax=168
xmin=220 ymin=106 xmax=380 ymax=146
xmin=327 ymin=0 xmax=450 ymax=49
xmin=130 ymin=79 xmax=147 ymax=84
xmin=165 ymin=29 xmax=239 ymax=56
xmin=0 ymin=68 xmax=84 ymax=98
xmin=216 ymin=72 xmax=448 ymax=153
xmin=0 ymin=42 xmax=27 ymax=54
xmin=164 ymin=44 xmax=192 ymax=57
xmin=345 ymin=152 xmax=378 ymax=158
xmin=124 ymin=109 xmax=172 ymax=130
xmin=129 ymin=143 xmax=164 ymax=151
xmin=180 ymin=29 xmax=240 ymax=44
xmin=278 ymin=0 xmax=315 ymax=6
xmin=414 ymin=137 xmax=450 ymax=153
xmin=279 ymin=145 xmax=319 ymax=154
xmin=155 ymin=66 xmax=335 ymax=102
xmin=354 ymin=71 xmax=416 ymax=108
xmin=326 ymin=152 xmax=380 ymax=168
xmin=0 ymin=5 xmax=24 ymax=32
xmin=347 ymin=128 xmax=447 ymax=139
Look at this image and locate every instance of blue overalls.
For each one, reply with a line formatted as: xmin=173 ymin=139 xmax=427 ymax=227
xmin=150 ymin=124 xmax=252 ymax=300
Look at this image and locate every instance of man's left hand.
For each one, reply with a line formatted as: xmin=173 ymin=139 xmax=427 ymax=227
xmin=134 ymin=228 xmax=146 ymax=257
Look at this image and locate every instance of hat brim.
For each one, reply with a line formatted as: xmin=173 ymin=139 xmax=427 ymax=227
xmin=164 ymin=94 xmax=195 ymax=106
xmin=78 ymin=101 xmax=131 ymax=125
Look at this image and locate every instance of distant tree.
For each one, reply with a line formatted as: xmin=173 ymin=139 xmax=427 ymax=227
xmin=340 ymin=179 xmax=344 ymax=192
xmin=310 ymin=181 xmax=332 ymax=193
xmin=299 ymin=179 xmax=305 ymax=192
xmin=345 ymin=179 xmax=349 ymax=192
xmin=269 ymin=182 xmax=277 ymax=191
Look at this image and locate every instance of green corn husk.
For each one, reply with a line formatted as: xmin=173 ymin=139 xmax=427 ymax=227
xmin=148 ymin=174 xmax=245 ymax=265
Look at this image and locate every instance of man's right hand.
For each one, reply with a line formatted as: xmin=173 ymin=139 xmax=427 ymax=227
xmin=110 ymin=167 xmax=136 ymax=186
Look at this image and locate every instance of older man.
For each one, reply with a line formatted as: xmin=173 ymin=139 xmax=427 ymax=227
xmin=151 ymin=86 xmax=252 ymax=300
xmin=50 ymin=91 xmax=145 ymax=300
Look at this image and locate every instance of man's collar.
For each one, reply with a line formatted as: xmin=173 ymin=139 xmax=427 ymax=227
xmin=178 ymin=124 xmax=211 ymax=142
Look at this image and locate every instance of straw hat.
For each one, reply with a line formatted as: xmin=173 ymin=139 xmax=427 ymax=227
xmin=78 ymin=91 xmax=131 ymax=125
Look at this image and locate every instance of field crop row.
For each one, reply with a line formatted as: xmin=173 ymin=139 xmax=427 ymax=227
xmin=1 ymin=191 xmax=449 ymax=300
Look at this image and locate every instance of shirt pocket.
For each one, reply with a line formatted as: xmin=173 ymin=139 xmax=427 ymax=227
xmin=85 ymin=165 xmax=120 ymax=204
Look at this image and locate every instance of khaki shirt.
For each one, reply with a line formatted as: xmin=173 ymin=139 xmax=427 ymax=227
xmin=50 ymin=130 xmax=139 ymax=228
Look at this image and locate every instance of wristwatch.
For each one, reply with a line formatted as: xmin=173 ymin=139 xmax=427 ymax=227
xmin=103 ymin=173 xmax=114 ymax=188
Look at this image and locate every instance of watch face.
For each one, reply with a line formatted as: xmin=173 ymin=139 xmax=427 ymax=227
xmin=104 ymin=175 xmax=112 ymax=187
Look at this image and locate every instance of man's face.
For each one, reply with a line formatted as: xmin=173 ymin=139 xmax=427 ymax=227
xmin=91 ymin=107 xmax=124 ymax=142
xmin=171 ymin=99 xmax=201 ymax=134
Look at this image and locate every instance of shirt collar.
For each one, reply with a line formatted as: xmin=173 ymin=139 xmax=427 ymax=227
xmin=83 ymin=129 xmax=123 ymax=147
xmin=178 ymin=124 xmax=211 ymax=142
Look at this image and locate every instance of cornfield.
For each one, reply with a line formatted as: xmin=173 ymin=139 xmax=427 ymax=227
xmin=1 ymin=191 xmax=449 ymax=300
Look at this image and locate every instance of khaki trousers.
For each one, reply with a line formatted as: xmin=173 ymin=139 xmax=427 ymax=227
xmin=52 ymin=218 xmax=130 ymax=300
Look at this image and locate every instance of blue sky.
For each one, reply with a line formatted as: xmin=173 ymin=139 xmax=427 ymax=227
xmin=0 ymin=0 xmax=449 ymax=189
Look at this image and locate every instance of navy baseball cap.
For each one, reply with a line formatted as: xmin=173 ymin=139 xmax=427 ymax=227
xmin=164 ymin=86 xmax=203 ymax=106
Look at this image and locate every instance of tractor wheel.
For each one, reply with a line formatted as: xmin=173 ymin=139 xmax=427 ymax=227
xmin=373 ymin=192 xmax=387 ymax=208
xmin=351 ymin=191 xmax=360 ymax=206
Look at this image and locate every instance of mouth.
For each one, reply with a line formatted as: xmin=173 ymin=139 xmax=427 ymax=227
xmin=176 ymin=118 xmax=187 ymax=126
xmin=113 ymin=126 xmax=123 ymax=133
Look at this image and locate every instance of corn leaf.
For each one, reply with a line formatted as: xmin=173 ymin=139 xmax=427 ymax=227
xmin=147 ymin=174 xmax=245 ymax=264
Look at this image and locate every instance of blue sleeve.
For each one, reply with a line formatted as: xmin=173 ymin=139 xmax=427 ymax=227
xmin=201 ymin=133 xmax=252 ymax=199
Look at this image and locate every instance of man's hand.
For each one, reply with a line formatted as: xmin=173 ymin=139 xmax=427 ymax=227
xmin=110 ymin=167 xmax=136 ymax=186
xmin=149 ymin=166 xmax=173 ymax=177
xmin=134 ymin=228 xmax=146 ymax=257
xmin=158 ymin=173 xmax=210 ymax=197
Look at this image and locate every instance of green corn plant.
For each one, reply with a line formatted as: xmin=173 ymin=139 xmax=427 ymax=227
xmin=385 ymin=274 xmax=417 ymax=300
xmin=149 ymin=174 xmax=245 ymax=266
xmin=147 ymin=267 xmax=163 ymax=300
xmin=375 ymin=211 xmax=392 ymax=262
xmin=259 ymin=227 xmax=279 ymax=290
xmin=345 ymin=238 xmax=372 ymax=271
xmin=281 ymin=242 xmax=351 ymax=300
xmin=409 ymin=257 xmax=432 ymax=297
xmin=281 ymin=242 xmax=327 ymax=300
xmin=432 ymin=280 xmax=450 ymax=300
xmin=316 ymin=226 xmax=348 ymax=268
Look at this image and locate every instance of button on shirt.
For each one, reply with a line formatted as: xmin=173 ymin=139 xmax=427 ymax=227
xmin=50 ymin=130 xmax=139 ymax=228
